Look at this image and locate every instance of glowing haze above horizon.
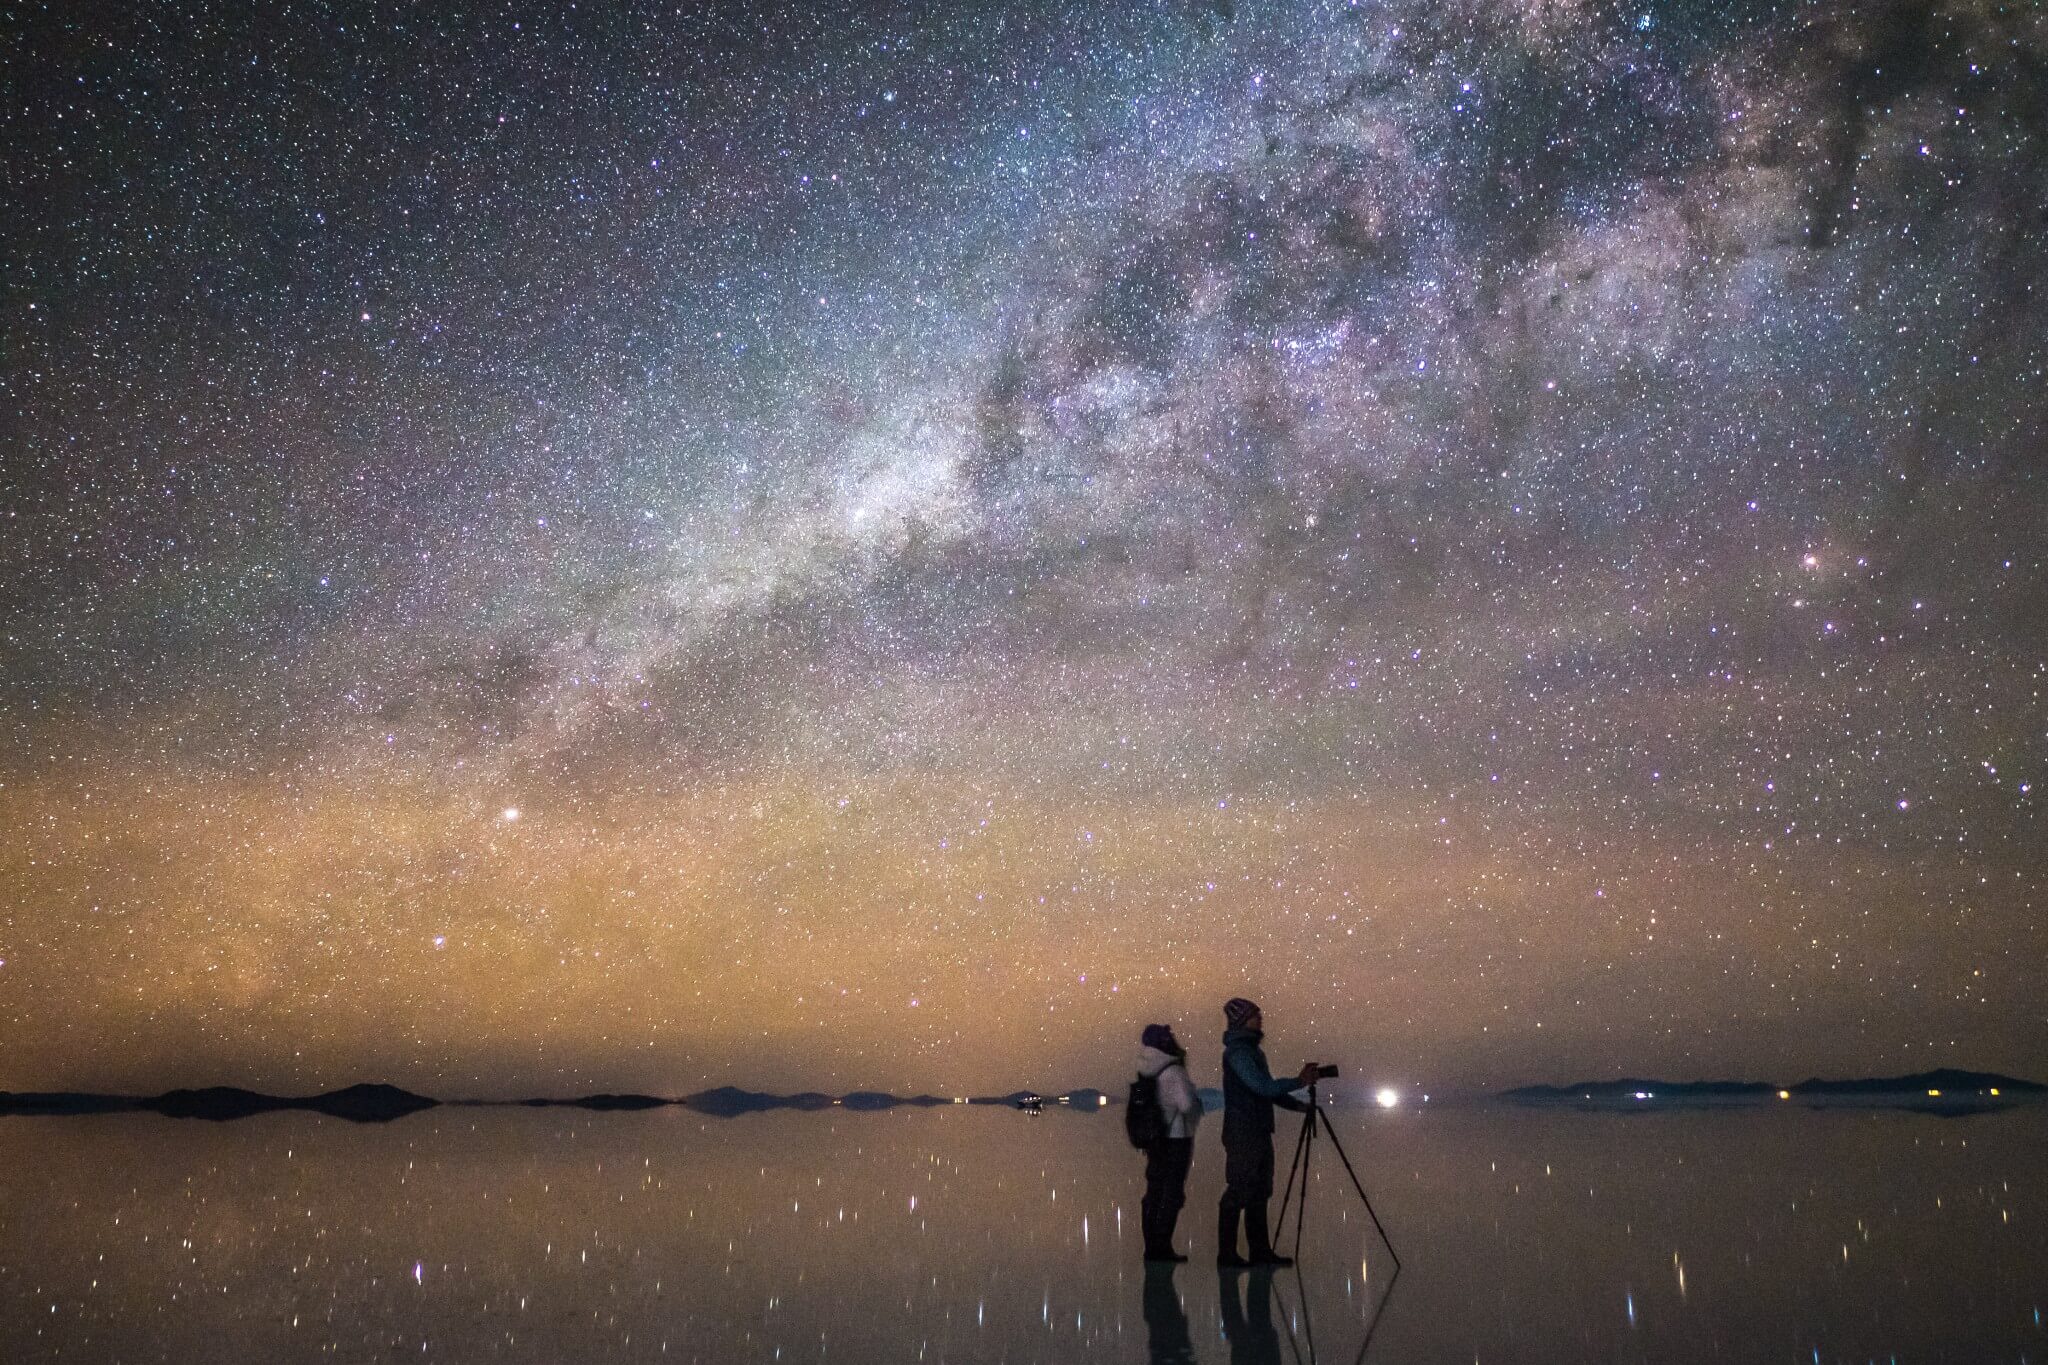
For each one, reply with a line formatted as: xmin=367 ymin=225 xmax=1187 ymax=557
xmin=3 ymin=0 xmax=2043 ymax=1099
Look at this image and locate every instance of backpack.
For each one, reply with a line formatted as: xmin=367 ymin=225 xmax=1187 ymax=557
xmin=1125 ymin=1068 xmax=1169 ymax=1148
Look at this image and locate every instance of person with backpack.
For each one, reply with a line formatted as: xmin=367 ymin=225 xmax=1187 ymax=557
xmin=1131 ymin=1022 xmax=1204 ymax=1262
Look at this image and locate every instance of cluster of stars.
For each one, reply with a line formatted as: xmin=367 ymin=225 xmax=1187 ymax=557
xmin=0 ymin=0 xmax=2042 ymax=1096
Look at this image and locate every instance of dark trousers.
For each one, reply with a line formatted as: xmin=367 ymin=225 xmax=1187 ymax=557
xmin=1142 ymin=1136 xmax=1195 ymax=1254
xmin=1218 ymin=1134 xmax=1277 ymax=1257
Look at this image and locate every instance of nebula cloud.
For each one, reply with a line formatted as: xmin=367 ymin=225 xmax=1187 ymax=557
xmin=3 ymin=0 xmax=2042 ymax=1094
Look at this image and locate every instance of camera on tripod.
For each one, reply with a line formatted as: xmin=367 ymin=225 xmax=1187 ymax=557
xmin=1275 ymin=1062 xmax=1402 ymax=1275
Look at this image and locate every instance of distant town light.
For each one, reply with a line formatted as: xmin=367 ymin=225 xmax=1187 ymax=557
xmin=1374 ymin=1087 xmax=1400 ymax=1109
xmin=1777 ymin=1089 xmax=1791 ymax=1100
xmin=1927 ymin=1088 xmax=1941 ymax=1097
xmin=1632 ymin=1091 xmax=1653 ymax=1101
xmin=1989 ymin=1088 xmax=2000 ymax=1097
xmin=1098 ymin=1095 xmax=1108 ymax=1107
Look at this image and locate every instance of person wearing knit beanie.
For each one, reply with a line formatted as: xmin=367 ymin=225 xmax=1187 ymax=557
xmin=1216 ymin=998 xmax=1320 ymax=1268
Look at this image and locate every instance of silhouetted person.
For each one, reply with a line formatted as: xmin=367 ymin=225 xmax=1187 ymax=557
xmin=1217 ymin=1264 xmax=1287 ymax=1365
xmin=1217 ymin=997 xmax=1317 ymax=1269
xmin=1137 ymin=1022 xmax=1204 ymax=1261
xmin=1142 ymin=1259 xmax=1196 ymax=1365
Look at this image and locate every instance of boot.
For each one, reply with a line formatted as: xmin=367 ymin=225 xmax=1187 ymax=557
xmin=1144 ymin=1213 xmax=1189 ymax=1260
xmin=1216 ymin=1204 xmax=1249 ymax=1269
xmin=1244 ymin=1203 xmax=1293 ymax=1268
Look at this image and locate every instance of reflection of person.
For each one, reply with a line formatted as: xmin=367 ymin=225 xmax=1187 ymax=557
xmin=1138 ymin=1022 xmax=1203 ymax=1262
xmin=1217 ymin=998 xmax=1317 ymax=1269
xmin=1217 ymin=1265 xmax=1287 ymax=1365
xmin=1141 ymin=1259 xmax=1196 ymax=1365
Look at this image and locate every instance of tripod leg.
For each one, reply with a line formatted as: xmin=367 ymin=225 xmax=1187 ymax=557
xmin=1272 ymin=1102 xmax=1313 ymax=1244
xmin=1313 ymin=1110 xmax=1401 ymax=1271
xmin=1292 ymin=1107 xmax=1314 ymax=1261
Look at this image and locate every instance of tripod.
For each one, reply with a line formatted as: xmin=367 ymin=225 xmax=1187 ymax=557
xmin=1272 ymin=1083 xmax=1401 ymax=1271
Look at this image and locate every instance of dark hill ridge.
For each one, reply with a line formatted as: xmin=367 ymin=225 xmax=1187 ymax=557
xmin=1504 ymin=1070 xmax=2041 ymax=1108
xmin=683 ymin=1088 xmax=955 ymax=1115
xmin=0 ymin=1084 xmax=438 ymax=1123
xmin=1503 ymin=1079 xmax=1776 ymax=1102
xmin=4 ymin=1086 xmax=988 ymax=1119
xmin=1789 ymin=1068 xmax=2043 ymax=1097
xmin=153 ymin=1083 xmax=439 ymax=1122
xmin=8 ymin=1071 xmax=2038 ymax=1121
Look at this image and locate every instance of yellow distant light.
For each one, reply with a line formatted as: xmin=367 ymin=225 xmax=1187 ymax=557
xmin=1777 ymin=1090 xmax=1790 ymax=1100
xmin=1098 ymin=1095 xmax=1108 ymax=1107
xmin=1926 ymin=1089 xmax=1941 ymax=1097
xmin=1990 ymin=1088 xmax=2000 ymax=1097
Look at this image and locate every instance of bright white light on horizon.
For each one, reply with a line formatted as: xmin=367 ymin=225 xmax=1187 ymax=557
xmin=1374 ymin=1087 xmax=1400 ymax=1109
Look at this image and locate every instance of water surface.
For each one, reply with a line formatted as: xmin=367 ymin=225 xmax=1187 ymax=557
xmin=2 ymin=1103 xmax=2041 ymax=1362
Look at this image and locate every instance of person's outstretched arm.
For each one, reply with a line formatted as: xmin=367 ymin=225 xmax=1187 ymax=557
xmin=1220 ymin=1055 xmax=1302 ymax=1105
xmin=1227 ymin=1048 xmax=1315 ymax=1105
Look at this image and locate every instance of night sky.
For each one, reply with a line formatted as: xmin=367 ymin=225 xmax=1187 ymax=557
xmin=3 ymin=0 xmax=2043 ymax=1098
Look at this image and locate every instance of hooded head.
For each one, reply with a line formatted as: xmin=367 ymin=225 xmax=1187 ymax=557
xmin=1223 ymin=997 xmax=1262 ymax=1032
xmin=1140 ymin=1022 xmax=1182 ymax=1056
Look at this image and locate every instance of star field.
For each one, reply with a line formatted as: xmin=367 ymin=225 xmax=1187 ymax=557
xmin=2 ymin=0 xmax=2043 ymax=1096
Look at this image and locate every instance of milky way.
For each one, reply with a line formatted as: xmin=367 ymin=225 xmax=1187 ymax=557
xmin=3 ymin=0 xmax=2043 ymax=1095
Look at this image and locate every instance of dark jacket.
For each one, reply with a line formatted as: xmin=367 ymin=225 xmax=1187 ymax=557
xmin=1220 ymin=1025 xmax=1307 ymax=1144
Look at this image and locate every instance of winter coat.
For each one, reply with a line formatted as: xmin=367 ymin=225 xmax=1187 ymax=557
xmin=1220 ymin=1025 xmax=1307 ymax=1145
xmin=1136 ymin=1045 xmax=1203 ymax=1139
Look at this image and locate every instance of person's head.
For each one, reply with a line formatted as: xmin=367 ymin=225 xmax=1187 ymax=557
xmin=1141 ymin=1022 xmax=1182 ymax=1056
xmin=1223 ymin=997 xmax=1262 ymax=1033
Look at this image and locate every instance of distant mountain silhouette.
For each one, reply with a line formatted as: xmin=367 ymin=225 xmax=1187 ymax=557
xmin=1 ymin=1078 xmax=1258 ymax=1122
xmin=969 ymin=1090 xmax=1047 ymax=1107
xmin=1788 ymin=1068 xmax=2042 ymax=1097
xmin=1503 ymin=1078 xmax=1775 ymax=1103
xmin=557 ymin=1093 xmax=673 ymax=1111
xmin=0 ymin=1084 xmax=438 ymax=1123
xmin=307 ymin=1083 xmax=440 ymax=1121
xmin=155 ymin=1083 xmax=437 ymax=1122
xmin=1504 ymin=1069 xmax=2041 ymax=1109
xmin=841 ymin=1090 xmax=949 ymax=1110
xmin=682 ymin=1086 xmax=790 ymax=1115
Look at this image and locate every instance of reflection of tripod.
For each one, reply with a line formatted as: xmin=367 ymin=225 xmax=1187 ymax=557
xmin=1273 ymin=1084 xmax=1400 ymax=1270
